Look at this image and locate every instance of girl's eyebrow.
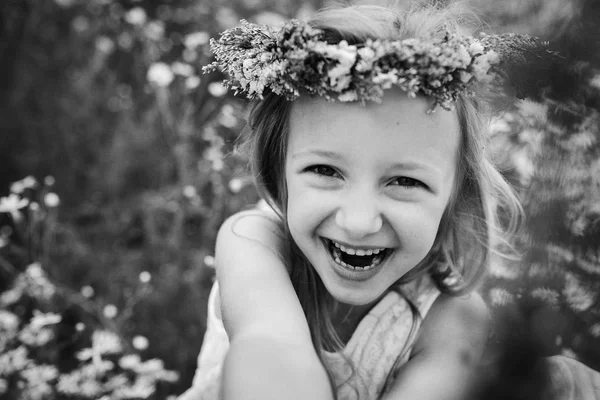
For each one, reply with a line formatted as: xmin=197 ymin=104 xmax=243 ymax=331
xmin=389 ymin=161 xmax=442 ymax=175
xmin=291 ymin=149 xmax=344 ymax=160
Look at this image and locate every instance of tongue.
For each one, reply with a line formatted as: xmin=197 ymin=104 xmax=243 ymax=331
xmin=341 ymin=253 xmax=375 ymax=267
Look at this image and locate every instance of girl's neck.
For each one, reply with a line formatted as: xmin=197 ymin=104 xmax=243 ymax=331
xmin=330 ymin=297 xmax=381 ymax=347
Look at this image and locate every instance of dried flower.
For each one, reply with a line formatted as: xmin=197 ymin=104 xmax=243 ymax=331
xmin=92 ymin=330 xmax=122 ymax=355
xmin=10 ymin=176 xmax=37 ymax=194
xmin=208 ymin=82 xmax=227 ymax=97
xmin=119 ymin=354 xmax=141 ymax=370
xmin=125 ymin=7 xmax=147 ymax=26
xmin=184 ymin=32 xmax=210 ymax=48
xmin=81 ymin=285 xmax=95 ymax=298
xmin=228 ymin=178 xmax=244 ymax=193
xmin=0 ymin=346 xmax=31 ymax=375
xmin=203 ymin=20 xmax=551 ymax=110
xmin=44 ymin=192 xmax=60 ymax=207
xmin=139 ymin=271 xmax=151 ymax=284
xmin=21 ymin=365 xmax=59 ymax=399
xmin=0 ymin=194 xmax=29 ymax=221
xmin=43 ymin=176 xmax=55 ymax=186
xmin=185 ymin=76 xmax=201 ymax=90
xmin=18 ymin=311 xmax=61 ymax=347
xmin=182 ymin=185 xmax=198 ymax=199
xmin=103 ymin=304 xmax=118 ymax=319
xmin=563 ymin=273 xmax=594 ymax=312
xmin=133 ymin=335 xmax=149 ymax=351
xmin=147 ymin=63 xmax=174 ymax=87
xmin=96 ymin=36 xmax=115 ymax=54
xmin=171 ymin=61 xmax=194 ymax=77
xmin=2 ymin=263 xmax=57 ymax=303
xmin=204 ymin=255 xmax=215 ymax=267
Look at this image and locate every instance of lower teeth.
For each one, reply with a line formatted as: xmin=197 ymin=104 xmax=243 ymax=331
xmin=331 ymin=246 xmax=383 ymax=270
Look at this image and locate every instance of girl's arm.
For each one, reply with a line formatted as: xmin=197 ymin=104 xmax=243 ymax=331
xmin=214 ymin=210 xmax=333 ymax=400
xmin=383 ymin=292 xmax=489 ymax=400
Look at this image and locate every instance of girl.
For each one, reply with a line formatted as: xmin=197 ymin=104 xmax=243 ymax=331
xmin=179 ymin=3 xmax=530 ymax=400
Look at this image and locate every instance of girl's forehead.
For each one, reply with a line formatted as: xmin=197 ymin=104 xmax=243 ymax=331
xmin=288 ymin=90 xmax=461 ymax=163
xmin=291 ymin=90 xmax=458 ymax=129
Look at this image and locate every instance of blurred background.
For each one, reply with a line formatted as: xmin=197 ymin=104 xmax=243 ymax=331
xmin=0 ymin=0 xmax=599 ymax=398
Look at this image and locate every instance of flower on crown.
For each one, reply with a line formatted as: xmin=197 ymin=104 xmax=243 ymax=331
xmin=203 ymin=19 xmax=556 ymax=110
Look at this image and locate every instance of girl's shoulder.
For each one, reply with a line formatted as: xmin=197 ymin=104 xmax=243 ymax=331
xmin=411 ymin=288 xmax=489 ymax=363
xmin=395 ymin=274 xmax=442 ymax=318
xmin=227 ymin=199 xmax=283 ymax=226
xmin=217 ymin=200 xmax=287 ymax=265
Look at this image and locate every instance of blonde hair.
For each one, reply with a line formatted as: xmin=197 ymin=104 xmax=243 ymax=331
xmin=237 ymin=2 xmax=522 ymax=397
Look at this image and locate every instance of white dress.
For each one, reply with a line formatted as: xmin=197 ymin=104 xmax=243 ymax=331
xmin=177 ymin=274 xmax=440 ymax=400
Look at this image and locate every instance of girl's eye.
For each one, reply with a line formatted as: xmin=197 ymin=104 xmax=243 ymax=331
xmin=390 ymin=176 xmax=425 ymax=188
xmin=306 ymin=165 xmax=340 ymax=178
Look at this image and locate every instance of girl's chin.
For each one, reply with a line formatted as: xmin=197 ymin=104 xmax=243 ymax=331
xmin=313 ymin=253 xmax=387 ymax=306
xmin=321 ymin=279 xmax=385 ymax=307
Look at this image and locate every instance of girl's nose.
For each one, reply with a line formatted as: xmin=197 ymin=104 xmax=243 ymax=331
xmin=335 ymin=195 xmax=383 ymax=239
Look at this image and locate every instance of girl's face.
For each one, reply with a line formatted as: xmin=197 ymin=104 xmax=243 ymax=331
xmin=285 ymin=90 xmax=461 ymax=306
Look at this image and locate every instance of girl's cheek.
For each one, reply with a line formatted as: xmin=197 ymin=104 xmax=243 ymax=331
xmin=287 ymin=190 xmax=337 ymax=225
xmin=390 ymin=206 xmax=443 ymax=237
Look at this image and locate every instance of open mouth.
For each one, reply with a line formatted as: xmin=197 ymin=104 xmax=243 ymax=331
xmin=322 ymin=238 xmax=392 ymax=271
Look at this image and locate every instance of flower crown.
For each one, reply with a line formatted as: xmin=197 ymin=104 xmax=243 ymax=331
xmin=203 ymin=19 xmax=556 ymax=110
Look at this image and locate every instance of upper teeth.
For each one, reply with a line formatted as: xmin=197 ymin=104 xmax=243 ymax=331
xmin=332 ymin=241 xmax=385 ymax=256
